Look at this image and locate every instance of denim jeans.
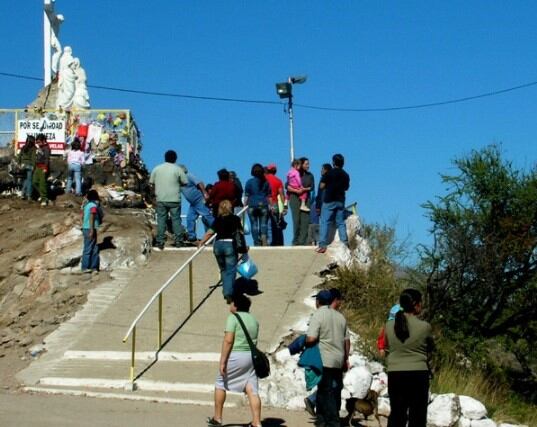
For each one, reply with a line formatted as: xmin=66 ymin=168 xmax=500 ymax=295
xmin=66 ymin=162 xmax=82 ymax=195
xmin=186 ymin=199 xmax=214 ymax=241
xmin=247 ymin=205 xmax=268 ymax=246
xmin=81 ymin=229 xmax=99 ymax=271
xmin=156 ymin=201 xmax=185 ymax=245
xmin=22 ymin=167 xmax=33 ymax=198
xmin=315 ymin=367 xmax=343 ymax=427
xmin=268 ymin=206 xmax=284 ymax=246
xmin=319 ymin=201 xmax=348 ymax=248
xmin=213 ymin=240 xmax=237 ymax=297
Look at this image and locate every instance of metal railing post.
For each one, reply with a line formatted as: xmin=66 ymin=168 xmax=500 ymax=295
xmin=158 ymin=294 xmax=163 ymax=348
xmin=122 ymin=206 xmax=250 ymax=385
xmin=130 ymin=326 xmax=136 ymax=383
xmin=189 ymin=262 xmax=194 ymax=313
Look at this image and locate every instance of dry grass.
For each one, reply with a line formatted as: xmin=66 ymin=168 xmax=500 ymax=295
xmin=325 ymin=225 xmax=536 ymax=426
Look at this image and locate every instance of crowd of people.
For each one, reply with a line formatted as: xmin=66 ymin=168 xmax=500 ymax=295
xmin=15 ymin=142 xmax=434 ymax=425
xmin=148 ymin=150 xmax=351 ymax=254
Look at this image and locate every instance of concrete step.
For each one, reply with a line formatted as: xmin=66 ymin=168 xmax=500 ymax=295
xmin=40 ymin=353 xmax=222 ymax=385
xmin=24 ymin=383 xmax=245 ymax=407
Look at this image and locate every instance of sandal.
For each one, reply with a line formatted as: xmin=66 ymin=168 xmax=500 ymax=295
xmin=207 ymin=417 xmax=222 ymax=426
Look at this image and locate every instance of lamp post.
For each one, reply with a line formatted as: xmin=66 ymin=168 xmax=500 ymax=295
xmin=275 ymin=76 xmax=307 ymax=161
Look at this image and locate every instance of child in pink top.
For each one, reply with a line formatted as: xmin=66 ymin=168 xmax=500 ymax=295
xmin=286 ymin=159 xmax=310 ymax=212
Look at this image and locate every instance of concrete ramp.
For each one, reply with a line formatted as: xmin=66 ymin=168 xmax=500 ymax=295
xmin=18 ymin=247 xmax=326 ymax=406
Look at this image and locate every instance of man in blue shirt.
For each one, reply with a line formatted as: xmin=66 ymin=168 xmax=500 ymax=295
xmin=180 ymin=165 xmax=214 ymax=243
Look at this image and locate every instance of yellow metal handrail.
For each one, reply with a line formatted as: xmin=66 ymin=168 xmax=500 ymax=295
xmin=122 ymin=205 xmax=248 ymax=384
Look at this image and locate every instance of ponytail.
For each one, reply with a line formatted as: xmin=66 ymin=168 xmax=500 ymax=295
xmin=394 ymin=288 xmax=422 ymax=343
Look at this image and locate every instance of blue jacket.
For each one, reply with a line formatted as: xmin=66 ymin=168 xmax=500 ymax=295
xmin=288 ymin=335 xmax=323 ymax=390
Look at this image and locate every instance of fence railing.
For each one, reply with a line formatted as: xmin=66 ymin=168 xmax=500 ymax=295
xmin=122 ymin=206 xmax=248 ymax=384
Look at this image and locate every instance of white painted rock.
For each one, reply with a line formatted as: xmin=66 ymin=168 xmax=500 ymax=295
xmin=471 ymin=419 xmax=496 ymax=427
xmin=367 ymin=360 xmax=385 ymax=374
xmin=348 ymin=353 xmax=367 ymax=368
xmin=274 ymin=348 xmax=292 ymax=364
xmin=377 ymin=396 xmax=391 ymax=417
xmin=328 ymin=241 xmax=353 ymax=266
xmin=459 ymin=395 xmax=487 ymax=420
xmin=457 ymin=416 xmax=472 ymax=427
xmin=343 ymin=365 xmax=372 ymax=398
xmin=427 ymin=393 xmax=460 ymax=427
xmin=371 ymin=372 xmax=388 ymax=394
xmin=286 ymin=395 xmax=305 ymax=411
xmin=341 ymin=388 xmax=351 ymax=400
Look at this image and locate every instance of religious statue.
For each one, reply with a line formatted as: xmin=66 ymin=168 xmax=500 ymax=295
xmin=44 ymin=0 xmax=64 ymax=85
xmin=58 ymin=46 xmax=73 ymax=80
xmin=56 ymin=55 xmax=76 ymax=109
xmin=73 ymin=58 xmax=90 ymax=109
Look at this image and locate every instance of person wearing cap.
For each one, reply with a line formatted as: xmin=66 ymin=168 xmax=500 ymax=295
xmin=265 ymin=163 xmax=287 ymax=246
xmin=303 ymin=287 xmax=346 ymax=418
xmin=306 ymin=289 xmax=350 ymax=427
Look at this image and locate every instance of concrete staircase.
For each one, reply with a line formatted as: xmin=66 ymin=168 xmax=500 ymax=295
xmin=18 ymin=247 xmax=326 ymax=407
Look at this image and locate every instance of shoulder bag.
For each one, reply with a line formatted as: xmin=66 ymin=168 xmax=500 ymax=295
xmin=232 ymin=312 xmax=270 ymax=378
xmin=232 ymin=217 xmax=248 ymax=254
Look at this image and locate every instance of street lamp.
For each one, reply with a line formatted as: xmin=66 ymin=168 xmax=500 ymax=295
xmin=275 ymin=75 xmax=307 ymax=161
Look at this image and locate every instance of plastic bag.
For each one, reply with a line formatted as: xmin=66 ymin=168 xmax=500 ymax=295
xmin=243 ymin=219 xmax=250 ymax=235
xmin=237 ymin=255 xmax=258 ymax=279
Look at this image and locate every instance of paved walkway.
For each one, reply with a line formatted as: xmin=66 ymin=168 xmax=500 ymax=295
xmin=18 ymin=247 xmax=326 ymax=410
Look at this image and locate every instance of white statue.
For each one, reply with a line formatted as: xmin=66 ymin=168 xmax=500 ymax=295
xmin=50 ymin=27 xmax=62 ymax=78
xmin=44 ymin=0 xmax=64 ymax=85
xmin=58 ymin=46 xmax=73 ymax=81
xmin=73 ymin=58 xmax=90 ymax=109
xmin=56 ymin=56 xmax=76 ymax=109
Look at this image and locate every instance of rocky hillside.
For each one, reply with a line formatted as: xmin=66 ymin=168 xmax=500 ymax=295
xmin=0 ymin=196 xmax=152 ymax=387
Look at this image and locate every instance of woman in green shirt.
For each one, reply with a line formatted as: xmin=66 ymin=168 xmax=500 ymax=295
xmin=385 ymin=288 xmax=434 ymax=427
xmin=208 ymin=294 xmax=262 ymax=427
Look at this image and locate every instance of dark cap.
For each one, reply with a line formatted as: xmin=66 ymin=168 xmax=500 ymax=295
xmin=329 ymin=288 xmax=344 ymax=301
xmin=312 ymin=290 xmax=334 ymax=305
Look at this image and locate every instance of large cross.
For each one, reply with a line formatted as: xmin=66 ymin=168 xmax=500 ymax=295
xmin=43 ymin=0 xmax=63 ymax=86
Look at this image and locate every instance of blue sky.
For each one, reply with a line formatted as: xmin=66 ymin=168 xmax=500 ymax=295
xmin=1 ymin=1 xmax=536 ymax=256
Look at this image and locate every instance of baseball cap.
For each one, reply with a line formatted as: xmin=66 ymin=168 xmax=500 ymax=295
xmin=312 ymin=290 xmax=334 ymax=305
xmin=266 ymin=163 xmax=277 ymax=172
xmin=329 ymin=288 xmax=344 ymax=301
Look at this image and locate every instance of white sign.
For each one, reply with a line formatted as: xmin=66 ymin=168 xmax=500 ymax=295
xmin=17 ymin=118 xmax=66 ymax=155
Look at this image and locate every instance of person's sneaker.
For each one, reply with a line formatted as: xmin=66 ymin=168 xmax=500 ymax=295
xmin=172 ymin=241 xmax=185 ymax=248
xmin=153 ymin=243 xmax=164 ymax=251
xmin=315 ymin=247 xmax=327 ymax=254
xmin=300 ymin=202 xmax=310 ymax=212
xmin=40 ymin=200 xmax=48 ymax=207
xmin=304 ymin=397 xmax=316 ymax=417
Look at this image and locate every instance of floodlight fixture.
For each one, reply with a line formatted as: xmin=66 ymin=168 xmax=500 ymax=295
xmin=276 ymin=82 xmax=292 ymax=99
xmin=275 ymin=75 xmax=308 ymax=161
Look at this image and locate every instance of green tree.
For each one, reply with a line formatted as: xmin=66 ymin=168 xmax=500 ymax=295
xmin=422 ymin=146 xmax=537 ymax=340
